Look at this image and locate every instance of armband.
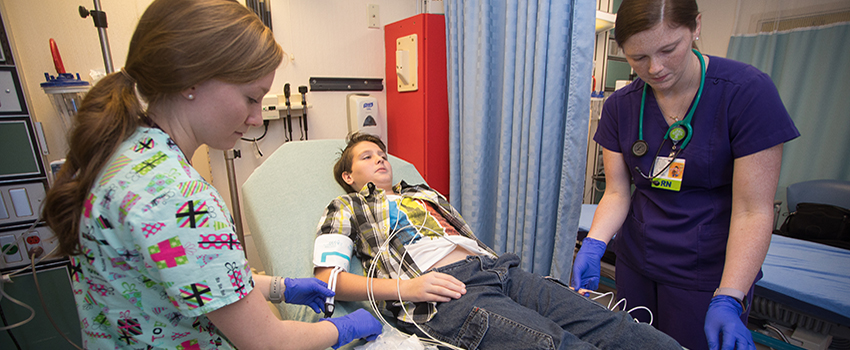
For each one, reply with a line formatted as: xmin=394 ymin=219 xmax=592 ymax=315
xmin=313 ymin=234 xmax=354 ymax=271
xmin=269 ymin=276 xmax=283 ymax=304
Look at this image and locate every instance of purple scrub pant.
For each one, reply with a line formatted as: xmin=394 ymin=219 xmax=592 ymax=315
xmin=615 ymin=261 xmax=754 ymax=350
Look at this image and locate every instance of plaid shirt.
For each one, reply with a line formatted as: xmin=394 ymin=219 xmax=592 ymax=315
xmin=316 ymin=181 xmax=497 ymax=323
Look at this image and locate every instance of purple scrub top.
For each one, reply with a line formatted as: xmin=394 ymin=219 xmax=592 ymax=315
xmin=594 ymin=56 xmax=800 ymax=291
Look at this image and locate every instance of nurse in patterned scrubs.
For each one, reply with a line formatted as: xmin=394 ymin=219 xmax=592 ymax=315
xmin=41 ymin=0 xmax=381 ymax=349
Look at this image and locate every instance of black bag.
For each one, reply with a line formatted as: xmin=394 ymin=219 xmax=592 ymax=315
xmin=777 ymin=202 xmax=850 ymax=250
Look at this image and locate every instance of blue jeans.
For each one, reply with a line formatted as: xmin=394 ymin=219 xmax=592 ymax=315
xmin=396 ymin=254 xmax=681 ymax=350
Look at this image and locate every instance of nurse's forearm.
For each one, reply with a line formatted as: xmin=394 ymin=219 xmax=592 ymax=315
xmin=720 ymin=211 xmax=773 ymax=294
xmin=587 ymin=149 xmax=632 ymax=244
xmin=720 ymin=145 xmax=783 ymax=295
xmin=587 ymin=191 xmax=630 ymax=244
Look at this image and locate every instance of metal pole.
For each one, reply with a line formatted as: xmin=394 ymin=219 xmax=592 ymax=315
xmin=80 ymin=0 xmax=115 ymax=73
xmin=92 ymin=0 xmax=114 ymax=73
xmin=224 ymin=149 xmax=246 ymax=257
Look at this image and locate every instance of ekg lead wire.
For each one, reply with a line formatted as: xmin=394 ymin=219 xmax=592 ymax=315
xmin=324 ymin=266 xmax=343 ymax=318
xmin=364 ymin=200 xmax=466 ymax=349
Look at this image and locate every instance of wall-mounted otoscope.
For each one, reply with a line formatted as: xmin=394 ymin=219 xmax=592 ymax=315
xmin=299 ymin=85 xmax=308 ymax=140
xmin=283 ymin=83 xmax=293 ymax=142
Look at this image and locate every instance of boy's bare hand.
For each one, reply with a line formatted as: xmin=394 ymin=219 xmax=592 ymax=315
xmin=400 ymin=272 xmax=467 ymax=302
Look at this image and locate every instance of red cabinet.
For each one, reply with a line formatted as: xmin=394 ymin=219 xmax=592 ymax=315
xmin=384 ymin=14 xmax=449 ymax=197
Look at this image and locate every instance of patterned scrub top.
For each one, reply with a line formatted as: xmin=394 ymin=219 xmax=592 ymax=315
xmin=71 ymin=126 xmax=251 ymax=349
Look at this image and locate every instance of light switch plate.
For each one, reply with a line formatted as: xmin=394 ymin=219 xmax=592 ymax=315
xmin=368 ymin=4 xmax=380 ymax=29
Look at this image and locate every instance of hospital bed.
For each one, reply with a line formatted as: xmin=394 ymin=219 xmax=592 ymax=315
xmin=241 ymin=139 xmax=425 ymax=349
xmin=576 ymin=205 xmax=850 ymax=349
xmin=750 ymin=234 xmax=850 ymax=348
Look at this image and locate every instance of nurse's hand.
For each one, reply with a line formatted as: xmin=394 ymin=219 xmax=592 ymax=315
xmin=323 ymin=309 xmax=382 ymax=349
xmin=570 ymin=237 xmax=607 ymax=296
xmin=704 ymin=295 xmax=755 ymax=350
xmin=284 ymin=277 xmax=335 ymax=313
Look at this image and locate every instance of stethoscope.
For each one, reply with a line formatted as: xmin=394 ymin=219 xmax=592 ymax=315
xmin=632 ymin=49 xmax=705 ymax=182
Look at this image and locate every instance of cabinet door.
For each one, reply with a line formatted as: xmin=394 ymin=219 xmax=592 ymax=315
xmin=0 ymin=68 xmax=25 ymax=114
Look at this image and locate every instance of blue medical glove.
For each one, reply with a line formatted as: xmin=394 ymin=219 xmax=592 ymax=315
xmin=570 ymin=237 xmax=607 ymax=294
xmin=323 ymin=309 xmax=382 ymax=349
xmin=704 ymin=295 xmax=755 ymax=350
xmin=283 ymin=277 xmax=334 ymax=313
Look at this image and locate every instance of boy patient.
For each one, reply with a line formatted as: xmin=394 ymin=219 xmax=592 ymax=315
xmin=313 ymin=132 xmax=681 ymax=349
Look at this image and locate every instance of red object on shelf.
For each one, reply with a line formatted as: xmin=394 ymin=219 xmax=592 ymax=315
xmin=384 ymin=14 xmax=450 ymax=198
xmin=49 ymin=38 xmax=66 ymax=74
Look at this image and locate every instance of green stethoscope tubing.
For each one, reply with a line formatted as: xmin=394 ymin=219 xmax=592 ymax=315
xmin=636 ymin=48 xmax=706 ymax=153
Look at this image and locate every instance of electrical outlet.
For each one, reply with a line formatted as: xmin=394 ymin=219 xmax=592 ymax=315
xmin=368 ymin=4 xmax=380 ymax=29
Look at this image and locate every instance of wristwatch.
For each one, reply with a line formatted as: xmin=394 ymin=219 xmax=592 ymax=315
xmin=713 ymin=287 xmax=748 ymax=314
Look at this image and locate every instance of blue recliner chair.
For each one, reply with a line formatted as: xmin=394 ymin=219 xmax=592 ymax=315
xmin=241 ymin=139 xmax=425 ymax=349
xmin=777 ymin=179 xmax=850 ymax=249
xmin=785 ymin=179 xmax=850 ymax=213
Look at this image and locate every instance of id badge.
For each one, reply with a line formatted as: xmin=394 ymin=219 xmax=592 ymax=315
xmin=650 ymin=156 xmax=685 ymax=191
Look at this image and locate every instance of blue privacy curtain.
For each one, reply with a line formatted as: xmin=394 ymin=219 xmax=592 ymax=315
xmin=727 ymin=23 xmax=850 ymax=214
xmin=445 ymin=0 xmax=594 ymax=280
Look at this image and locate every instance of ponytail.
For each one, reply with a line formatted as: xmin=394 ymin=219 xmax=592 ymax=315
xmin=42 ymin=71 xmax=145 ymax=256
xmin=42 ymin=0 xmax=283 ymax=257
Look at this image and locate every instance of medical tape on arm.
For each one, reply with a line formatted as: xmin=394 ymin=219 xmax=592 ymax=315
xmin=313 ymin=234 xmax=354 ymax=271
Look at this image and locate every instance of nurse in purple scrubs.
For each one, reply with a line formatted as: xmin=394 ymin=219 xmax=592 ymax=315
xmin=570 ymin=0 xmax=799 ymax=350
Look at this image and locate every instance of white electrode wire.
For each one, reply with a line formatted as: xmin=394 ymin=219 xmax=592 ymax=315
xmin=0 ymin=288 xmax=35 ymax=331
xmin=371 ymin=197 xmax=656 ymax=344
xmin=582 ymin=290 xmax=654 ymax=325
xmin=393 ymin=225 xmax=465 ymax=350
xmin=586 ymin=290 xmax=615 ymax=309
xmin=29 ymin=254 xmax=85 ymax=350
xmin=366 ymin=196 xmax=432 ymax=322
xmin=391 ymin=199 xmax=466 ymax=349
xmin=626 ymin=306 xmax=654 ymax=326
xmin=0 ymin=219 xmax=37 ymax=264
xmin=0 ymin=219 xmax=41 ymax=305
xmin=0 ymin=208 xmax=79 ymax=346
xmin=328 ymin=266 xmax=343 ymax=292
xmin=363 ymin=200 xmax=409 ymax=328
xmin=764 ymin=323 xmax=790 ymax=343
xmin=611 ymin=296 xmax=627 ymax=312
xmin=5 ymin=245 xmax=60 ymax=278
xmin=363 ymin=199 xmax=465 ymax=349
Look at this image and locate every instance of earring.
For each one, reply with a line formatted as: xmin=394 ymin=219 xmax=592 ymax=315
xmin=695 ymin=36 xmax=700 ymax=41
xmin=188 ymin=94 xmax=195 ymax=100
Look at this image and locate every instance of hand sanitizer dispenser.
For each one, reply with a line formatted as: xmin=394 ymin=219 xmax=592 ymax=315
xmin=346 ymin=94 xmax=385 ymax=145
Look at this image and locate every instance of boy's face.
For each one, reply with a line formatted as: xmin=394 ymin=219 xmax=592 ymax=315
xmin=342 ymin=141 xmax=393 ymax=192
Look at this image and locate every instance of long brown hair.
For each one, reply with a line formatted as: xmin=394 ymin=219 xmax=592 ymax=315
xmin=614 ymin=0 xmax=700 ymax=48
xmin=42 ymin=0 xmax=283 ymax=256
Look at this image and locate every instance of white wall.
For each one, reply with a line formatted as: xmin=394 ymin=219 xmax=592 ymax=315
xmin=592 ymin=0 xmax=827 ymax=90
xmin=696 ymin=0 xmax=738 ymax=57
xmin=697 ymin=0 xmax=848 ymax=58
xmin=1 ymin=0 xmax=418 ymax=271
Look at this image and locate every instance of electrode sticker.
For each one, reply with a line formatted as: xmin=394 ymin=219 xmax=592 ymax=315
xmin=313 ymin=234 xmax=354 ymax=271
